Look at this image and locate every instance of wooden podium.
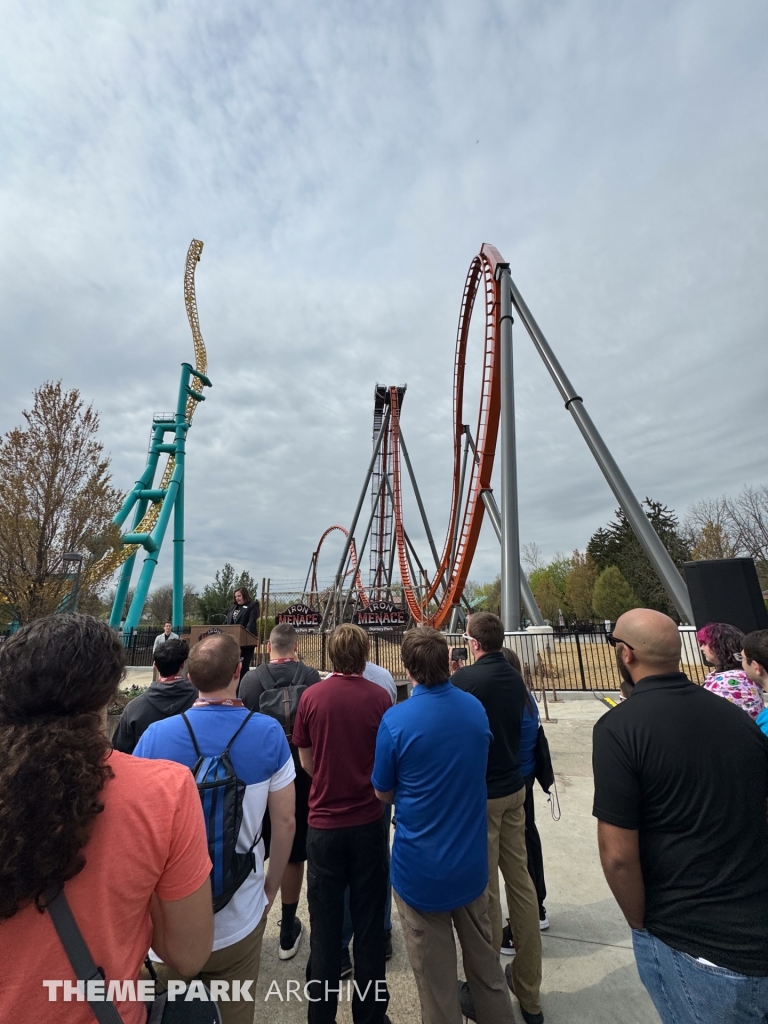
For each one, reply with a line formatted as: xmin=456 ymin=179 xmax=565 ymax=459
xmin=188 ymin=624 xmax=259 ymax=648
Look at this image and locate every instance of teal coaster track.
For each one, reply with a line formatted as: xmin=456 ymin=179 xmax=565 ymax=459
xmin=108 ymin=240 xmax=211 ymax=633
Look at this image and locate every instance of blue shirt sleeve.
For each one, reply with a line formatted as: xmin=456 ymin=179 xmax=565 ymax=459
xmin=371 ymin=717 xmax=397 ymax=793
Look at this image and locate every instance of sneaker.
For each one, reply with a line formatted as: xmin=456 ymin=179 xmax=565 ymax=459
xmin=278 ymin=917 xmax=303 ymax=960
xmin=504 ymin=963 xmax=544 ymax=1024
xmin=457 ymin=980 xmax=477 ymax=1021
xmin=384 ymin=930 xmax=393 ymax=960
xmin=500 ymin=921 xmax=515 ymax=956
xmin=539 ymin=907 xmax=549 ymax=931
xmin=340 ymin=947 xmax=353 ymax=979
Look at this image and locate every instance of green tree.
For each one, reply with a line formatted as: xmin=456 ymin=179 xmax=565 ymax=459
xmin=587 ymin=499 xmax=690 ymax=618
xmin=198 ymin=563 xmax=257 ymax=624
xmin=531 ymin=574 xmax=562 ymax=622
xmin=529 ymin=554 xmax=572 ymax=621
xmin=565 ymin=550 xmax=598 ymax=621
xmin=467 ymin=575 xmax=501 ymax=615
xmin=592 ymin=566 xmax=639 ymax=621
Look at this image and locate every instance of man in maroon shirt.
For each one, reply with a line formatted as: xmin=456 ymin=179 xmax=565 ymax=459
xmin=293 ymin=623 xmax=392 ymax=1024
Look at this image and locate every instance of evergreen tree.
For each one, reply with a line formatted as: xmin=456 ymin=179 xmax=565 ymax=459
xmin=587 ymin=499 xmax=690 ymax=618
xmin=198 ymin=563 xmax=257 ymax=624
xmin=592 ymin=566 xmax=639 ymax=621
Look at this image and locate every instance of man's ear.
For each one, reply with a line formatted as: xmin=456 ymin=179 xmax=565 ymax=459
xmin=622 ymin=644 xmax=637 ymax=667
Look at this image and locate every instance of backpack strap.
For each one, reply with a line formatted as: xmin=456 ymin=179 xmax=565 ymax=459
xmin=181 ymin=712 xmax=202 ymax=758
xmin=46 ymin=889 xmax=124 ymax=1024
xmin=224 ymin=710 xmax=256 ymax=754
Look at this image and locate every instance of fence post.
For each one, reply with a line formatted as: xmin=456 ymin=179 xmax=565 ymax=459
xmin=375 ymin=634 xmax=380 ymax=666
xmin=574 ymin=630 xmax=587 ymax=690
xmin=321 ymin=632 xmax=326 ymax=673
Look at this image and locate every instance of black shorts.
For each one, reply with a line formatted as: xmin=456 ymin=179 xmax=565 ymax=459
xmin=260 ymin=755 xmax=311 ymax=864
xmin=289 ymin=765 xmax=311 ymax=863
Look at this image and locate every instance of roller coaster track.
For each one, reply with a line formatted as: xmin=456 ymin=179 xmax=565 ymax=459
xmin=316 ymin=243 xmax=505 ymax=629
xmin=308 ymin=525 xmax=369 ymax=608
xmin=391 ymin=243 xmax=504 ymax=626
xmin=320 ymin=237 xmax=696 ymax=628
xmin=95 ymin=240 xmax=207 ymax=582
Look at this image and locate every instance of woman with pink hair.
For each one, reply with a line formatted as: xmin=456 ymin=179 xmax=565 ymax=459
xmin=698 ymin=622 xmax=764 ymax=720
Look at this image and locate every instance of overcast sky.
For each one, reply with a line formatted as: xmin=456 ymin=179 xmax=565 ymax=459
xmin=2 ymin=0 xmax=767 ymax=597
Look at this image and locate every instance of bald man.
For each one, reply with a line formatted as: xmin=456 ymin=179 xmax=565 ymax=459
xmin=593 ymin=609 xmax=768 ymax=1023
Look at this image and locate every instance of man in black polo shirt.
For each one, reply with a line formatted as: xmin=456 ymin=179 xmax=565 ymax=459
xmin=593 ymin=608 xmax=768 ymax=1023
xmin=452 ymin=612 xmax=543 ymax=1024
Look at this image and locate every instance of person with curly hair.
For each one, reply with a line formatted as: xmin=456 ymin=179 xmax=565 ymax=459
xmin=697 ymin=622 xmax=764 ymax=720
xmin=0 ymin=614 xmax=214 ymax=1024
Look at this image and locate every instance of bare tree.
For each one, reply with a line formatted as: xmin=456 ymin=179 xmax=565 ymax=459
xmin=0 ymin=382 xmax=122 ymax=622
xmin=144 ymin=583 xmax=200 ymax=624
xmin=521 ymin=542 xmax=544 ymax=572
xmin=725 ymin=486 xmax=768 ymax=562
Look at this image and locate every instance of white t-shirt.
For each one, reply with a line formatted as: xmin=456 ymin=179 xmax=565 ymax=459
xmin=363 ymin=661 xmax=397 ymax=705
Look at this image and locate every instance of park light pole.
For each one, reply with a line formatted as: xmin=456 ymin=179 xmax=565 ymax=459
xmin=62 ymin=552 xmax=84 ymax=613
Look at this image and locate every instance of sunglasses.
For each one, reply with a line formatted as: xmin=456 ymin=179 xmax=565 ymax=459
xmin=606 ymin=632 xmax=634 ymax=651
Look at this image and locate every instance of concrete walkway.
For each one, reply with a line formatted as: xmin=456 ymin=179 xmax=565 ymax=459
xmin=247 ymin=696 xmax=660 ymax=1024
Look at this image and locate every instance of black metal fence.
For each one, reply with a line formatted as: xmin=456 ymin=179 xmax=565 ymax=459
xmin=119 ymin=624 xmax=707 ymax=690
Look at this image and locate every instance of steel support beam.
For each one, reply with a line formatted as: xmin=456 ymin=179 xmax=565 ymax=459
xmin=507 ymin=275 xmax=694 ymax=624
xmin=480 ymin=489 xmax=544 ymax=626
xmin=498 ymin=267 xmax=522 ymax=630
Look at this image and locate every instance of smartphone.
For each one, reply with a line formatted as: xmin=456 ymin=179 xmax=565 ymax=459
xmin=451 ymin=647 xmax=468 ymax=662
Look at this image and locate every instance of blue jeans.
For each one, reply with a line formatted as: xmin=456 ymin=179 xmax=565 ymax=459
xmin=632 ymin=929 xmax=768 ymax=1023
xmin=342 ymin=803 xmax=392 ymax=951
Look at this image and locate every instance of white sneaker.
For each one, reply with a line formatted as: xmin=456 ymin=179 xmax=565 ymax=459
xmin=539 ymin=907 xmax=549 ymax=931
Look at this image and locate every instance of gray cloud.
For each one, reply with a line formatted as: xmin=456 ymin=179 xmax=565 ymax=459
xmin=1 ymin=0 xmax=767 ymax=595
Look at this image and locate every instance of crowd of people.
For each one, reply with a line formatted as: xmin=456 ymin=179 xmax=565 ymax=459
xmin=0 ymin=605 xmax=767 ymax=1024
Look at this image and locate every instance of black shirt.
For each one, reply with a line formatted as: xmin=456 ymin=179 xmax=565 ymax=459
xmin=240 ymin=660 xmax=321 ymax=770
xmin=225 ymin=601 xmax=260 ymax=637
xmin=111 ymin=677 xmax=198 ymax=755
xmin=452 ymin=652 xmax=526 ymax=799
xmin=593 ymin=672 xmax=768 ymax=976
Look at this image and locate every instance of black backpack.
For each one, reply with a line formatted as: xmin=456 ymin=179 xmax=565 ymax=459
xmin=181 ymin=711 xmax=261 ymax=913
xmin=255 ymin=662 xmax=311 ymax=742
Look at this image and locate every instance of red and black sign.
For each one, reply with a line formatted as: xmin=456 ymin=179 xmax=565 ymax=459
xmin=353 ymin=601 xmax=408 ymax=632
xmin=277 ymin=603 xmax=321 ymax=632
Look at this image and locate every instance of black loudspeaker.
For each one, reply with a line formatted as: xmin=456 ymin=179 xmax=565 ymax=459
xmin=683 ymin=558 xmax=768 ymax=633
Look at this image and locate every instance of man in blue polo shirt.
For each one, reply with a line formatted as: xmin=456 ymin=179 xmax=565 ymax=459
xmin=372 ymin=626 xmax=515 ymax=1024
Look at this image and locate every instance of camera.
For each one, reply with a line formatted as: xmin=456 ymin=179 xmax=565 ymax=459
xmin=451 ymin=647 xmax=468 ymax=663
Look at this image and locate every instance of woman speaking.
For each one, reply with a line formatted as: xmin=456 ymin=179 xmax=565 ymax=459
xmin=226 ymin=586 xmax=260 ymax=679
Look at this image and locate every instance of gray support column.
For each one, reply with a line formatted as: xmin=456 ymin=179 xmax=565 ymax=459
xmin=507 ymin=274 xmax=694 ymax=624
xmin=480 ymin=489 xmax=544 ymax=626
xmin=498 ymin=266 xmax=522 ymax=631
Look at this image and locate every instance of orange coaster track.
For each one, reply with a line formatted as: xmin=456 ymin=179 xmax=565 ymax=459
xmin=390 ymin=243 xmax=505 ymax=627
xmin=308 ymin=524 xmax=369 ymax=608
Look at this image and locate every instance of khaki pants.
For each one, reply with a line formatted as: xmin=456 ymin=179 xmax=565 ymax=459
xmin=155 ymin=913 xmax=267 ymax=1024
xmin=487 ymin=787 xmax=542 ymax=1015
xmin=394 ymin=888 xmax=515 ymax=1024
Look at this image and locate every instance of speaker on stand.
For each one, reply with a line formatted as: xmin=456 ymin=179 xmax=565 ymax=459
xmin=683 ymin=558 xmax=768 ymax=633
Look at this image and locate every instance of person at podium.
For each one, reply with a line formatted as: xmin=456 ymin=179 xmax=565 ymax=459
xmin=226 ymin=586 xmax=260 ymax=679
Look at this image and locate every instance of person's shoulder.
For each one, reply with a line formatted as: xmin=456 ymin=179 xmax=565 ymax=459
xmin=109 ymin=748 xmax=192 ymax=788
xmin=364 ymin=661 xmax=395 ymax=682
xmin=450 ymin=684 xmax=489 ymax=714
